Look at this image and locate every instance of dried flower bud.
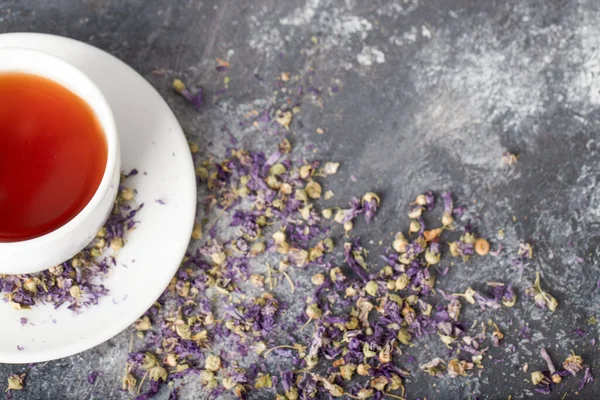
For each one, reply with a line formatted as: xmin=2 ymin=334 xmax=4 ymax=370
xmin=531 ymin=371 xmax=545 ymax=385
xmin=414 ymin=194 xmax=428 ymax=206
xmin=134 ymin=316 xmax=152 ymax=331
xmin=69 ymin=285 xmax=82 ymax=299
xmin=357 ymin=388 xmax=374 ymax=399
xmin=345 ymin=317 xmax=359 ymax=330
xmin=23 ymin=278 xmax=37 ymax=293
xmin=357 ymin=363 xmax=371 ymax=376
xmin=330 ymin=267 xmax=345 ymax=283
xmin=191 ymin=223 xmax=202 ymax=240
xmin=49 ymin=265 xmax=63 ymax=276
xmin=442 ymin=212 xmax=454 ymax=227
xmin=288 ymin=248 xmax=308 ymax=267
xmin=408 ymin=205 xmax=424 ymax=219
xmin=205 ymin=354 xmax=221 ymax=372
xmin=276 ymin=110 xmax=293 ymax=129
xmin=7 ymin=374 xmax=24 ymax=391
xmin=305 ymin=303 xmax=322 ymax=319
xmin=266 ymin=175 xmax=281 ymax=189
xmin=447 ymin=359 xmax=472 ymax=378
xmin=420 ymin=358 xmax=446 ymax=377
xmin=393 ymin=232 xmax=408 ymax=253
xmin=378 ymin=345 xmax=392 ymax=363
xmin=365 ymin=281 xmax=378 ymax=296
xmin=322 ymin=162 xmax=340 ymax=176
xmin=305 ymin=180 xmax=322 ymax=199
xmin=322 ymin=208 xmax=333 ymax=219
xmin=370 ymin=376 xmax=387 ymax=391
xmin=285 ymin=388 xmax=299 ymax=400
xmin=397 ymin=328 xmax=412 ymax=345
xmin=396 ymin=274 xmax=410 ymax=291
xmin=423 ymin=228 xmax=442 ymax=242
xmin=311 ymin=273 xmax=325 ymax=285
xmin=272 ymin=231 xmax=286 ymax=244
xmin=409 ymin=220 xmax=421 ymax=234
xmin=339 ymin=364 xmax=356 ymax=380
xmin=149 ymin=365 xmax=168 ymax=382
xmin=295 ymin=189 xmax=308 ymax=202
xmin=474 ymin=238 xmax=490 ymax=255
xmin=254 ymin=374 xmax=273 ymax=389
xmin=111 ymin=237 xmax=124 ymax=251
xmin=343 ymin=220 xmax=353 ymax=232
xmin=269 ymin=163 xmax=286 ymax=176
xmin=425 ymin=249 xmax=441 ymax=265
xmin=299 ymin=165 xmax=312 ymax=179
xmin=563 ymin=353 xmax=584 ymax=375
xmin=448 ymin=242 xmax=459 ymax=257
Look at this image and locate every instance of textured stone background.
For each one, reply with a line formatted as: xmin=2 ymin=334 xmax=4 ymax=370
xmin=2 ymin=0 xmax=600 ymax=398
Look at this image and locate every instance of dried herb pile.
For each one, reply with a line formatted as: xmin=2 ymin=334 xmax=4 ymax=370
xmin=115 ymin=123 xmax=585 ymax=399
xmin=0 ymin=171 xmax=142 ymax=313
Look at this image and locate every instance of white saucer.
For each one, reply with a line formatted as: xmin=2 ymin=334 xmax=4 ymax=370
xmin=0 ymin=33 xmax=197 ymax=363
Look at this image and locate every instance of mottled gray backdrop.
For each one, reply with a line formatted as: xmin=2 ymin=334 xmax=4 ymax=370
xmin=2 ymin=0 xmax=600 ymax=399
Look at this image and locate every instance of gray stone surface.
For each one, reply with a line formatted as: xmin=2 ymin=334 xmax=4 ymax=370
xmin=3 ymin=0 xmax=600 ymax=398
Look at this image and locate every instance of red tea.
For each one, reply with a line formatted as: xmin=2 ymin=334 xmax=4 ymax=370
xmin=0 ymin=72 xmax=107 ymax=242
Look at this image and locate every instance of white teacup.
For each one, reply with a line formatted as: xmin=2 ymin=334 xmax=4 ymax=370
xmin=0 ymin=48 xmax=120 ymax=274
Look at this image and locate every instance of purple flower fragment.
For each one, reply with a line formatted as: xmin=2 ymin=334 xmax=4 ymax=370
xmin=580 ymin=367 xmax=594 ymax=390
xmin=173 ymin=79 xmax=204 ymax=109
xmin=87 ymin=371 xmax=102 ymax=384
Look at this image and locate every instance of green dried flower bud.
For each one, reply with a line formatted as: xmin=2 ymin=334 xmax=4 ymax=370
xmin=295 ymin=189 xmax=308 ymax=202
xmin=357 ymin=363 xmax=370 ymax=376
xmin=408 ymin=206 xmax=424 ymax=219
xmin=425 ymin=250 xmax=441 ymax=265
xmin=7 ymin=374 xmax=24 ymax=391
xmin=409 ymin=220 xmax=421 ymax=234
xmin=531 ymin=371 xmax=545 ymax=385
xmin=149 ymin=365 xmax=168 ymax=382
xmin=343 ymin=220 xmax=353 ymax=232
xmin=339 ymin=364 xmax=356 ymax=380
xmin=365 ymin=281 xmax=378 ymax=296
xmin=69 ymin=285 xmax=82 ymax=298
xmin=311 ymin=273 xmax=325 ymax=285
xmin=269 ymin=163 xmax=287 ymax=175
xmin=442 ymin=212 xmax=454 ymax=227
xmin=322 ymin=162 xmax=340 ymax=176
xmin=306 ymin=303 xmax=322 ymax=319
xmin=305 ymin=180 xmax=322 ymax=199
xmin=322 ymin=238 xmax=335 ymax=252
xmin=397 ymin=328 xmax=412 ymax=345
xmin=361 ymin=192 xmax=380 ymax=206
xmin=254 ymin=374 xmax=272 ymax=389
xmin=415 ymin=194 xmax=428 ymax=206
xmin=285 ymin=388 xmax=299 ymax=400
xmin=393 ymin=232 xmax=408 ymax=253
xmin=299 ymin=165 xmax=312 ymax=179
xmin=134 ymin=316 xmax=152 ymax=331
xmin=396 ymin=274 xmax=410 ymax=290
xmin=266 ymin=175 xmax=281 ymax=189
xmin=205 ymin=354 xmax=221 ymax=372
xmin=370 ymin=376 xmax=387 ymax=391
